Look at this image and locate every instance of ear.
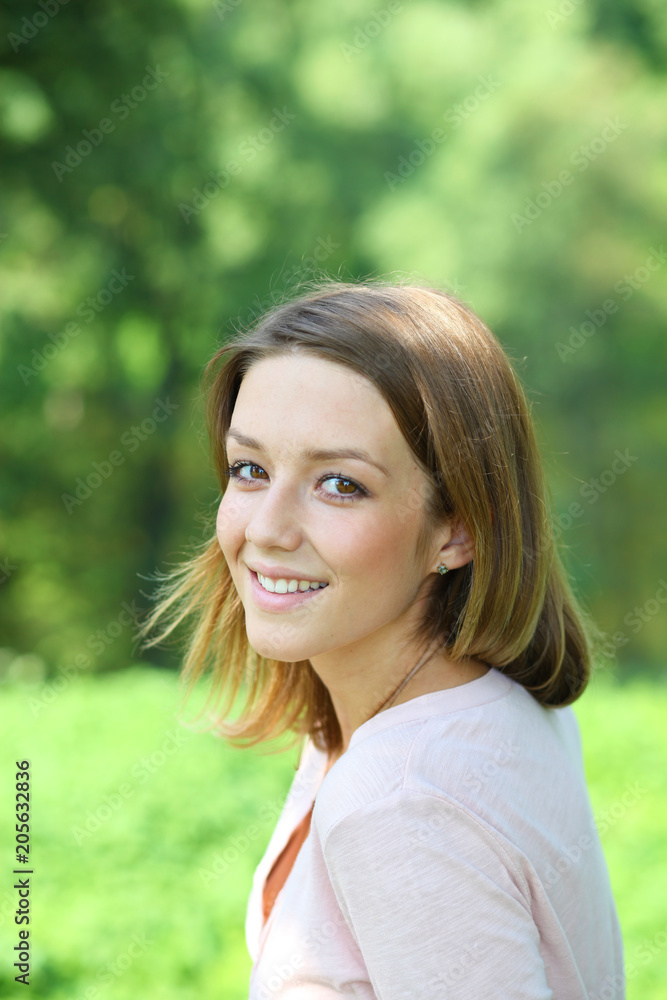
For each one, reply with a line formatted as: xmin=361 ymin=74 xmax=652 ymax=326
xmin=431 ymin=517 xmax=475 ymax=573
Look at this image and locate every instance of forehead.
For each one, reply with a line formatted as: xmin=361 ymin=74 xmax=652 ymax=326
xmin=228 ymin=353 xmax=412 ymax=467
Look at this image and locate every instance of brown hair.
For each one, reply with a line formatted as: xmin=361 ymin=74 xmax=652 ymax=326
xmin=137 ymin=279 xmax=598 ymax=756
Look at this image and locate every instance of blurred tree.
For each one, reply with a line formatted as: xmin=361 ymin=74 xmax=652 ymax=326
xmin=0 ymin=0 xmax=665 ymax=677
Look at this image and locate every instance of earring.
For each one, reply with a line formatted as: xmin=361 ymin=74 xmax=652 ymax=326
xmin=437 ymin=563 xmax=448 ymax=575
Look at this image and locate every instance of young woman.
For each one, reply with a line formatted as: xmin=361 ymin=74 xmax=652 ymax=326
xmin=140 ymin=281 xmax=624 ymax=999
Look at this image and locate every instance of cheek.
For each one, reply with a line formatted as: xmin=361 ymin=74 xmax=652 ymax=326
xmin=396 ymin=482 xmax=432 ymax=528
xmin=335 ymin=507 xmax=422 ymax=582
xmin=216 ymin=494 xmax=246 ymax=556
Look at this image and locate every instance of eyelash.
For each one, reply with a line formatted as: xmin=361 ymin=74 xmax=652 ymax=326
xmin=225 ymin=460 xmax=369 ymax=503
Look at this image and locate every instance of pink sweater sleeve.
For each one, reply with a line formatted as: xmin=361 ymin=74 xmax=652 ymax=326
xmin=322 ymin=789 xmax=558 ymax=999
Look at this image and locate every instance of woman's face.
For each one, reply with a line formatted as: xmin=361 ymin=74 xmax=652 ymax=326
xmin=216 ymin=353 xmax=443 ymax=663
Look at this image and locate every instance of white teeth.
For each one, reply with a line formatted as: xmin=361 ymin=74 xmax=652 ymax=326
xmin=256 ymin=572 xmax=327 ymax=594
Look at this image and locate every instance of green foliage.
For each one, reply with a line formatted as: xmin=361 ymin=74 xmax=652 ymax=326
xmin=0 ymin=3 xmax=665 ymax=670
xmin=1 ymin=4 xmax=665 ymax=995
xmin=0 ymin=667 xmax=665 ymax=997
xmin=573 ymin=673 xmax=667 ymax=997
xmin=0 ymin=668 xmax=299 ymax=999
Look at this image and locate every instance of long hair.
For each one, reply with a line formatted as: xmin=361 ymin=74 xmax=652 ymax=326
xmin=137 ymin=279 xmax=598 ymax=756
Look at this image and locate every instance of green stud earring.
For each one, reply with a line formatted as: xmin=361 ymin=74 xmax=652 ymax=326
xmin=437 ymin=564 xmax=448 ymax=575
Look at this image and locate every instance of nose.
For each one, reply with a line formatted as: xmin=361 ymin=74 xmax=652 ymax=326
xmin=244 ymin=478 xmax=303 ymax=552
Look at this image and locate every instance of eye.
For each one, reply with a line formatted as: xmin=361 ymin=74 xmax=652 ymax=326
xmin=226 ymin=460 xmax=267 ymax=482
xmin=318 ymin=474 xmax=368 ymax=502
xmin=226 ymin=461 xmax=368 ymax=503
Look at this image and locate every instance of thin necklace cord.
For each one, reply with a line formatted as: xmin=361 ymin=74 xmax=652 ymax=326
xmin=370 ymin=639 xmax=442 ymax=717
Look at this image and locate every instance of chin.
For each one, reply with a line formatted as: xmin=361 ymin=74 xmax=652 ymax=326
xmin=245 ymin=624 xmax=316 ymax=663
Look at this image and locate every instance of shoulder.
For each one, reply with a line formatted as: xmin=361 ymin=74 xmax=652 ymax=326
xmin=313 ymin=670 xmax=587 ymax=851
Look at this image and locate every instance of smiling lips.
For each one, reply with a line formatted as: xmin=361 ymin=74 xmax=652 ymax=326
xmin=256 ymin=572 xmax=328 ymax=594
xmin=247 ymin=569 xmax=328 ymax=613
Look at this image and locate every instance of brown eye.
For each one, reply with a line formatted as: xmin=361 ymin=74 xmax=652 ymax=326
xmin=336 ymin=479 xmax=357 ymax=494
xmin=227 ymin=461 xmax=268 ymax=482
xmin=319 ymin=475 xmax=367 ymax=501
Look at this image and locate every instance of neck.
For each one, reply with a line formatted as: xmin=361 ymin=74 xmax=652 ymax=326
xmin=370 ymin=639 xmax=442 ymax=714
xmin=310 ymin=625 xmax=489 ymax=756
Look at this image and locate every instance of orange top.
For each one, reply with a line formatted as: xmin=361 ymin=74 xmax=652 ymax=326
xmin=262 ymin=802 xmax=315 ymax=925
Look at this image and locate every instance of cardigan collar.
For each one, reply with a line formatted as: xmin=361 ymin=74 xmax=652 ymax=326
xmin=346 ymin=666 xmax=512 ymax=752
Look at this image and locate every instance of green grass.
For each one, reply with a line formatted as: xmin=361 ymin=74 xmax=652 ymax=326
xmin=0 ymin=667 xmax=665 ymax=998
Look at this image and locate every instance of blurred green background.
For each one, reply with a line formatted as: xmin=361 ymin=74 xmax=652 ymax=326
xmin=1 ymin=0 xmax=666 ymax=996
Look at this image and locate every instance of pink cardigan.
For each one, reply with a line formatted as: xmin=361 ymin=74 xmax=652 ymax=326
xmin=246 ymin=667 xmax=624 ymax=998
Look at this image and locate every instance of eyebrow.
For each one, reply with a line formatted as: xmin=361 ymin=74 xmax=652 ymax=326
xmin=225 ymin=428 xmax=390 ymax=477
